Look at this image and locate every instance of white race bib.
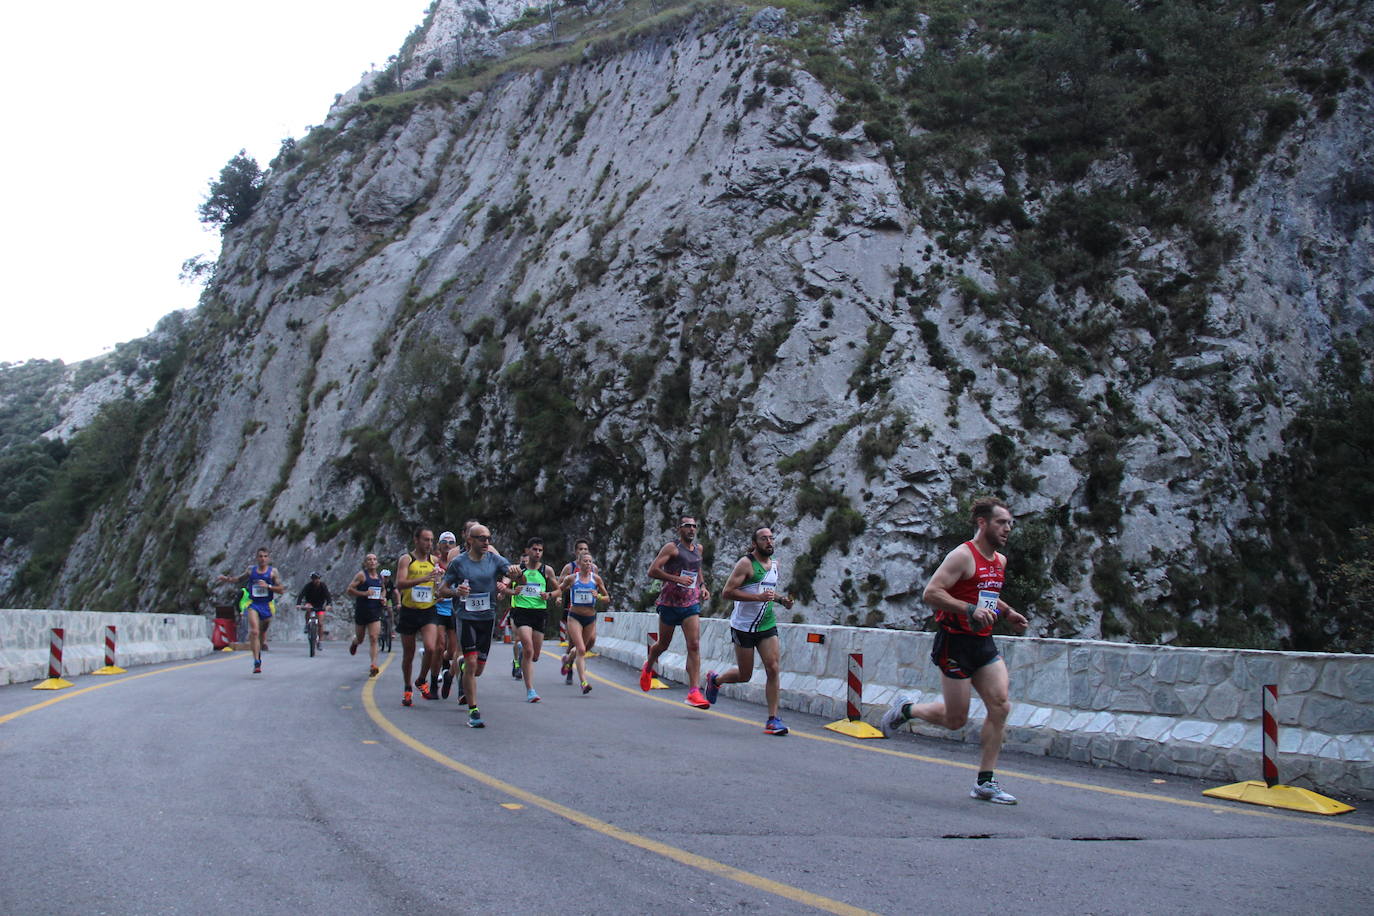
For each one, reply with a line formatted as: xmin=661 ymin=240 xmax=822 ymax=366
xmin=412 ymin=585 xmax=433 ymax=604
xmin=251 ymin=583 xmax=269 ymax=598
xmin=465 ymin=592 xmax=491 ymax=612
xmin=573 ymin=590 xmax=594 ymax=605
xmin=521 ymin=583 xmax=542 ymax=599
xmin=367 ymin=586 xmax=382 ymax=600
xmin=680 ymin=570 xmax=697 ymax=584
xmin=977 ymin=590 xmax=999 ymax=614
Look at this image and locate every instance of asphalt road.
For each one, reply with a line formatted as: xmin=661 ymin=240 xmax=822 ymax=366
xmin=2 ymin=642 xmax=1371 ymax=915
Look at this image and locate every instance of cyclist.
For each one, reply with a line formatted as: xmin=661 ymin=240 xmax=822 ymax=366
xmin=559 ymin=551 xmax=609 ymax=694
xmin=297 ymin=572 xmax=334 ymax=650
xmin=346 ymin=553 xmax=386 ymax=677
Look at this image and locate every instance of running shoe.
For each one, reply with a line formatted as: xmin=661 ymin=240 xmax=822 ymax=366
xmin=349 ymin=641 xmax=358 ymax=656
xmin=418 ymin=681 xmax=432 ymax=700
xmin=703 ymin=670 xmax=720 ymax=705
xmin=402 ymin=690 xmax=413 ymax=707
xmin=369 ymin=665 xmax=380 ymax=678
xmin=560 ymin=653 xmax=571 ymax=677
xmin=511 ymin=659 xmax=522 ymax=678
xmin=429 ymin=676 xmax=440 ymax=698
xmin=253 ymin=659 xmax=262 ymax=674
xmin=581 ymin=681 xmax=592 ymax=694
xmin=879 ymin=697 xmax=910 ymax=738
xmin=441 ymin=665 xmax=454 ymax=699
xmin=565 ymin=666 xmax=574 ymax=685
xmin=527 ymin=688 xmax=540 ymax=703
xmin=764 ymin=716 xmax=789 ymax=736
xmin=467 ymin=707 xmax=485 ymax=728
xmin=970 ymin=779 xmax=1017 ymax=805
xmin=686 ymin=687 xmax=710 ymax=709
xmin=639 ymin=660 xmax=653 ymax=692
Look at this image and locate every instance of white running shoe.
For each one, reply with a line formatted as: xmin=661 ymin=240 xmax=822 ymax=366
xmin=879 ymin=697 xmax=909 ymax=738
xmin=970 ymin=778 xmax=1017 ymax=805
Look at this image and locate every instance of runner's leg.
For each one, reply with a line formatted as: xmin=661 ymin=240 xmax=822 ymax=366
xmin=757 ymin=636 xmax=782 ymax=719
xmin=970 ymin=658 xmax=1011 ymax=771
xmin=679 ymin=613 xmax=703 ymax=689
xmin=906 ymin=674 xmax=973 ymax=731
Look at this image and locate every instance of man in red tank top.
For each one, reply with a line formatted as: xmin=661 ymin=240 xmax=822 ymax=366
xmin=881 ymin=497 xmax=1029 ymax=804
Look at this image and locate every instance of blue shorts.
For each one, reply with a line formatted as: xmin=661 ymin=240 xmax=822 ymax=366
xmin=248 ymin=602 xmax=273 ymax=620
xmin=657 ymin=603 xmax=700 ymax=626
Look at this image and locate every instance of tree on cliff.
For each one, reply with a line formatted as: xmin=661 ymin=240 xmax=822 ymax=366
xmin=197 ymin=150 xmax=264 ymax=231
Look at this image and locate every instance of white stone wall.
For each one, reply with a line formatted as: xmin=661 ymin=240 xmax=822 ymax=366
xmin=0 ymin=610 xmax=212 ymax=684
xmin=594 ymin=612 xmax=1374 ymax=799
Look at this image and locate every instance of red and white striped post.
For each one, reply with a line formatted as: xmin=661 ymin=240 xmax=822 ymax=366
xmin=32 ymin=627 xmax=74 ymax=690
xmin=93 ymin=625 xmax=127 ymax=675
xmin=1262 ymin=684 xmax=1279 ymax=787
xmin=846 ymin=653 xmax=864 ymax=721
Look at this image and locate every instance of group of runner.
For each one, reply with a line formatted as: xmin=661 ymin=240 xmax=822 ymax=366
xmin=221 ymin=496 xmax=1029 ymax=803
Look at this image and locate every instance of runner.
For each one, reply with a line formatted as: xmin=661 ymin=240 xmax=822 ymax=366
xmin=642 ymin=516 xmax=712 ymax=708
xmin=557 ymin=537 xmax=595 ymax=684
xmin=559 ymin=551 xmax=608 ymax=694
xmin=438 ymin=523 xmax=513 ymax=728
xmin=217 ymin=548 xmax=285 ymax=674
xmin=704 ymin=527 xmax=794 ymax=734
xmin=510 ymin=546 xmax=530 ymax=680
xmin=432 ymin=531 xmax=460 ymax=699
xmin=296 ymin=572 xmax=333 ymax=650
xmin=881 ymin=497 xmax=1029 ymax=804
xmin=345 ymin=553 xmax=386 ymax=677
xmin=395 ymin=528 xmax=444 ymax=708
xmin=509 ymin=538 xmax=560 ymax=703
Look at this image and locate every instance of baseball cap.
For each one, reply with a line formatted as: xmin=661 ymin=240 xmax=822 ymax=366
xmin=438 ymin=531 xmax=457 ymax=543
xmin=310 ymin=571 xmax=321 ymax=578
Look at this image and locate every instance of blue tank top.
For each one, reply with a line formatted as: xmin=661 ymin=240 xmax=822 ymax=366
xmin=247 ymin=566 xmax=275 ymax=613
xmin=570 ymin=571 xmax=598 ymax=609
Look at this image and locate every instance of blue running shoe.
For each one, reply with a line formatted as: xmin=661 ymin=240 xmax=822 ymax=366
xmin=703 ymin=670 xmax=720 ymax=705
xmin=467 ymin=707 xmax=485 ymax=728
xmin=764 ymin=716 xmax=789 ymax=736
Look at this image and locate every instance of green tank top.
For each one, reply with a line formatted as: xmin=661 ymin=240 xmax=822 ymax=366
xmin=512 ymin=565 xmax=548 ymax=609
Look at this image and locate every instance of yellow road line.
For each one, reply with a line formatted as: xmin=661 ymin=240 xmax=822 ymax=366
xmin=360 ymin=656 xmax=877 ymax=916
xmin=0 ymin=654 xmax=235 ymax=726
xmin=589 ymin=666 xmax=1374 ymax=835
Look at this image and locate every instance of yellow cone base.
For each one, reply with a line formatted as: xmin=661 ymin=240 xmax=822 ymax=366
xmin=219 ymin=646 xmax=235 ymax=652
xmin=32 ymin=677 xmax=74 ymax=690
xmin=824 ymin=718 xmax=886 ymax=739
xmin=1202 ymin=780 xmax=1355 ymax=815
xmin=649 ymin=677 xmax=670 ymax=690
xmin=91 ymin=665 xmax=126 ymax=675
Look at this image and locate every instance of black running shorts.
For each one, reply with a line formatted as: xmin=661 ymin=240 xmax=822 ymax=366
xmin=460 ymin=618 xmax=495 ymax=658
xmin=931 ymin=630 xmax=1000 ymax=679
xmin=396 ymin=607 xmax=436 ymax=636
xmin=730 ymin=626 xmax=779 ymax=649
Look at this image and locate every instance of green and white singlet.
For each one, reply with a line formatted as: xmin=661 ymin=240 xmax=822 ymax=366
xmin=728 ymin=557 xmax=779 ymax=632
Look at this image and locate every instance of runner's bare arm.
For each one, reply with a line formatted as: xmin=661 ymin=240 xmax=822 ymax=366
xmin=647 ymin=542 xmax=684 ymax=584
xmin=719 ymin=556 xmax=759 ymax=604
xmin=345 ymin=571 xmax=367 ymax=598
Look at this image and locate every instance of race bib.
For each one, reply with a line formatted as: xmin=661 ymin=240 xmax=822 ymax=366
xmin=521 ymin=583 xmax=542 ymax=599
xmin=465 ymin=592 xmax=491 ymax=612
xmin=412 ymin=585 xmax=433 ymax=603
xmin=250 ymin=583 xmax=269 ymax=598
xmin=367 ymin=587 xmax=382 ymax=600
xmin=977 ymin=590 xmax=1000 ymax=614
xmin=680 ymin=570 xmax=697 ymax=585
xmin=573 ymin=590 xmax=594 ymax=605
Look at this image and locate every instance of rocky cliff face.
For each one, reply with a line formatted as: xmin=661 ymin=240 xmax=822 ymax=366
xmin=5 ymin=1 xmax=1372 ymax=649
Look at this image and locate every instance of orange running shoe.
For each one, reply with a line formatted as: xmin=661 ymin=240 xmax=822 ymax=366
xmin=686 ymin=687 xmax=710 ymax=709
xmin=402 ymin=690 xmax=413 ymax=707
xmin=639 ymin=660 xmax=653 ymax=692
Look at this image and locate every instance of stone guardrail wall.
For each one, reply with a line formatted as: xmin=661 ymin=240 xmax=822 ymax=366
xmin=0 ymin=609 xmax=212 ymax=685
xmin=593 ymin=611 xmax=1374 ymax=800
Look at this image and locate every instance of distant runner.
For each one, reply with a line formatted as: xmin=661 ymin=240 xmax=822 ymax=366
xmin=217 ymin=547 xmax=285 ymax=675
xmin=642 ymin=516 xmax=711 ymax=708
xmin=705 ymin=527 xmax=794 ymax=735
xmin=346 ymin=553 xmax=386 ymax=677
xmin=881 ymin=497 xmax=1029 ymax=804
xmin=395 ymin=528 xmax=444 ymax=708
xmin=559 ymin=551 xmax=608 ymax=694
xmin=509 ymin=538 xmax=560 ymax=703
xmin=439 ymin=523 xmax=512 ymax=728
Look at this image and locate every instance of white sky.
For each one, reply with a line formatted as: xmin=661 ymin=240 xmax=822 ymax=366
xmin=0 ymin=0 xmax=431 ymax=365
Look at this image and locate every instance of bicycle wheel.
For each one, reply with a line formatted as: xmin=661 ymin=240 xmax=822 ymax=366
xmin=308 ymin=619 xmax=317 ymax=657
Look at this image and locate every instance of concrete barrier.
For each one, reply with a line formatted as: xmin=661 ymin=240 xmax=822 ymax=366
xmin=0 ymin=610 xmax=212 ymax=684
xmin=593 ymin=612 xmax=1374 ymax=799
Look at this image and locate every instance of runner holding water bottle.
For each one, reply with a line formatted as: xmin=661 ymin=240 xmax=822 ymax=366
xmin=395 ymin=528 xmax=444 ymax=708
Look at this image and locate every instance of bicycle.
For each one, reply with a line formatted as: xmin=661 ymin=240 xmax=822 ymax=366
xmin=305 ymin=606 xmax=320 ymax=657
xmin=379 ymin=606 xmax=394 ymax=654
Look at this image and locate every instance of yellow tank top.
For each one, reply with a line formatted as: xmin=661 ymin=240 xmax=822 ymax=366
xmin=402 ymin=556 xmax=438 ymax=609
